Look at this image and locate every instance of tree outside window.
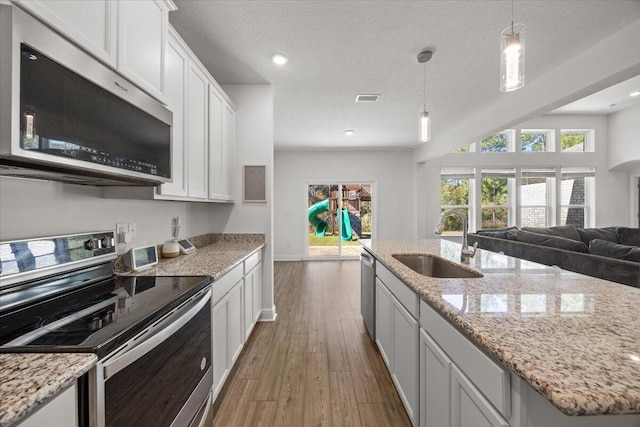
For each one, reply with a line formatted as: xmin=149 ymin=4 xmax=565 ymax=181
xmin=481 ymin=131 xmax=512 ymax=152
xmin=521 ymin=130 xmax=552 ymax=152
xmin=561 ymin=130 xmax=593 ymax=152
xmin=440 ymin=168 xmax=474 ymax=234
xmin=481 ymin=169 xmax=514 ymax=229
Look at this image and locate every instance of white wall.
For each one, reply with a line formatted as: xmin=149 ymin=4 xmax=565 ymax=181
xmin=273 ymin=150 xmax=415 ymax=260
xmin=415 ymin=114 xmax=631 ymax=238
xmin=210 ymin=84 xmax=276 ymax=319
xmin=630 ymin=166 xmax=640 ymax=228
xmin=609 ymin=104 xmax=640 ymax=170
xmin=0 ymin=177 xmax=210 ymax=247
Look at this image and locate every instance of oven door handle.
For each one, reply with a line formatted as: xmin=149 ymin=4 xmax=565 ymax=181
xmin=103 ymin=287 xmax=211 ymax=380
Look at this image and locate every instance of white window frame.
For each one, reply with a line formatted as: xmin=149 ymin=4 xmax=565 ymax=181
xmin=520 ymin=129 xmax=555 ymax=152
xmin=559 ymin=168 xmax=595 ymax=228
xmin=480 ymin=130 xmax=515 ymax=153
xmin=440 ymin=168 xmax=476 ymax=235
xmin=559 ymin=129 xmax=595 ymax=152
xmin=518 ymin=168 xmax=556 ymax=228
xmin=479 ymin=168 xmax=516 ymax=230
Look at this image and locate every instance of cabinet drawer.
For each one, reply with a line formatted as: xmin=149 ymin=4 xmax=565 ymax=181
xmin=212 ymin=263 xmax=243 ymax=306
xmin=377 ymin=262 xmax=419 ymax=318
xmin=244 ymin=250 xmax=262 ymax=274
xmin=420 ymin=300 xmax=511 ymax=418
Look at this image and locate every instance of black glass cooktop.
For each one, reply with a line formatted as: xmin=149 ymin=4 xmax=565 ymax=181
xmin=0 ymin=274 xmax=211 ymax=358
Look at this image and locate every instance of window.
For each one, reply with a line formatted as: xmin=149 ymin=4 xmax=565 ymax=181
xmin=520 ymin=168 xmax=555 ymax=227
xmin=521 ymin=130 xmax=553 ymax=152
xmin=481 ymin=131 xmax=513 ymax=152
xmin=560 ymin=168 xmax=595 ymax=228
xmin=561 ymin=130 xmax=593 ymax=152
xmin=440 ymin=168 xmax=475 ymax=234
xmin=481 ymin=169 xmax=515 ymax=229
xmin=452 ymin=143 xmax=477 ymax=153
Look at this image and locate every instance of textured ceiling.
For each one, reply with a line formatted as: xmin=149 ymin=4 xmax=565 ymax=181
xmin=169 ymin=1 xmax=640 ymax=150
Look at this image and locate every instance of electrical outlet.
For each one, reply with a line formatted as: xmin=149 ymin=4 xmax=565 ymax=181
xmin=128 ymin=222 xmax=137 ymax=240
xmin=116 ymin=223 xmax=128 ymax=243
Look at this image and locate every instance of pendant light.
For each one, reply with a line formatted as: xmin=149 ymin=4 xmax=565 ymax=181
xmin=500 ymin=0 xmax=526 ymax=92
xmin=418 ymin=49 xmax=433 ymax=142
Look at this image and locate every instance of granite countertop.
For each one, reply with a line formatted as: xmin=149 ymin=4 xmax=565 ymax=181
xmin=1 ymin=233 xmax=264 ymax=427
xmin=124 ymin=233 xmax=265 ymax=278
xmin=362 ymin=239 xmax=640 ymax=416
xmin=0 ymin=353 xmax=97 ymax=427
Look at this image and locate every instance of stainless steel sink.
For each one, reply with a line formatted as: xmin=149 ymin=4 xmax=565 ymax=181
xmin=392 ymin=254 xmax=483 ymax=278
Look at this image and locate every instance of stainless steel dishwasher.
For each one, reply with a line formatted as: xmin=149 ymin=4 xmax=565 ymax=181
xmin=360 ymin=249 xmax=375 ymax=341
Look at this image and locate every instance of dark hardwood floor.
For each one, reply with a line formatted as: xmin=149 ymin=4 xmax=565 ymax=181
xmin=210 ymin=260 xmax=412 ymax=427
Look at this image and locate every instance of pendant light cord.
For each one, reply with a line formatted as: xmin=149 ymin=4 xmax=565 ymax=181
xmin=423 ymin=62 xmax=426 ymax=111
xmin=511 ymin=0 xmax=515 ymax=33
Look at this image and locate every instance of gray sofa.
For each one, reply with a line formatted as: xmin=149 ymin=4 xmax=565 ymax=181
xmin=468 ymin=225 xmax=640 ymax=288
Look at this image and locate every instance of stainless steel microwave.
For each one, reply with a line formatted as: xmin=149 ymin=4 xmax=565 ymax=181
xmin=0 ymin=4 xmax=172 ymax=186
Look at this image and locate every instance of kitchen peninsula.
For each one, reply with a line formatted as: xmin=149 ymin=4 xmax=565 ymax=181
xmin=362 ymin=239 xmax=640 ymax=427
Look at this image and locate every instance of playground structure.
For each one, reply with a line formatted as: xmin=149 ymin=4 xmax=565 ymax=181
xmin=308 ymin=185 xmax=371 ymax=242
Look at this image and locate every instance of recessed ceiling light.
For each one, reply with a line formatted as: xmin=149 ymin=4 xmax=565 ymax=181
xmin=345 ymin=130 xmax=354 ymax=136
xmin=630 ymin=91 xmax=640 ymax=97
xmin=271 ymin=53 xmax=288 ymax=65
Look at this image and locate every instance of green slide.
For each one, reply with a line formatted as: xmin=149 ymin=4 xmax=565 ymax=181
xmin=341 ymin=208 xmax=353 ymax=241
xmin=308 ymin=199 xmax=329 ymax=236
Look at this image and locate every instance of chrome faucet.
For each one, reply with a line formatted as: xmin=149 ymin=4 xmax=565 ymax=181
xmin=434 ymin=208 xmax=478 ymax=264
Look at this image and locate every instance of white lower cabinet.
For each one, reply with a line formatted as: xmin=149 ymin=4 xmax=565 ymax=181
xmin=243 ymin=262 xmax=263 ymax=341
xmin=211 ymin=250 xmax=264 ymax=399
xmin=420 ymin=329 xmax=451 ymax=427
xmin=18 ymin=383 xmax=77 ymax=427
xmin=212 ymin=294 xmax=230 ymax=397
xmin=251 ymin=262 xmax=262 ymax=323
xmin=228 ymin=282 xmax=244 ymax=365
xmin=375 ymin=274 xmax=419 ymax=426
xmin=391 ymin=296 xmax=419 ymax=424
xmin=374 ymin=278 xmax=392 ymax=367
xmin=451 ymin=365 xmax=510 ymax=427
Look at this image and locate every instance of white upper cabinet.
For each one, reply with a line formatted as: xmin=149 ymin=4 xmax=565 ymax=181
xmin=222 ymin=102 xmax=235 ymax=200
xmin=14 ymin=0 xmax=118 ymax=66
xmin=208 ymin=84 xmax=236 ymax=202
xmin=208 ymin=86 xmax=224 ymax=200
xmin=15 ymin=0 xmax=175 ymax=102
xmin=117 ymin=0 xmax=174 ymax=102
xmin=157 ymin=28 xmax=188 ymax=198
xmin=187 ymin=60 xmax=209 ymax=199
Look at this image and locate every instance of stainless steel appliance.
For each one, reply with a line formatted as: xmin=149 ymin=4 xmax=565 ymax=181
xmin=0 ymin=231 xmax=212 ymax=427
xmin=360 ymin=248 xmax=375 ymax=340
xmin=0 ymin=4 xmax=172 ymax=186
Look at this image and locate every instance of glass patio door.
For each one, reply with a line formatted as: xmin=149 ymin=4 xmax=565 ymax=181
xmin=307 ymin=183 xmax=372 ymax=258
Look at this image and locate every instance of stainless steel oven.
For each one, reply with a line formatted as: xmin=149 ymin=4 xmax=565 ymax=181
xmin=0 ymin=231 xmax=213 ymax=427
xmin=93 ymin=285 xmax=212 ymax=427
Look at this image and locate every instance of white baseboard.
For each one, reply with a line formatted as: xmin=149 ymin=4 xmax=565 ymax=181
xmin=258 ymin=305 xmax=278 ymax=322
xmin=274 ymin=255 xmax=304 ymax=261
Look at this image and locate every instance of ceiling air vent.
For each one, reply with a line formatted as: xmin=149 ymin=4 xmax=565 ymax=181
xmin=355 ymin=94 xmax=380 ymax=103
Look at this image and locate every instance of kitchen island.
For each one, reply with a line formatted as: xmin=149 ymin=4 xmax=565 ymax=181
xmin=362 ymin=239 xmax=640 ymax=426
